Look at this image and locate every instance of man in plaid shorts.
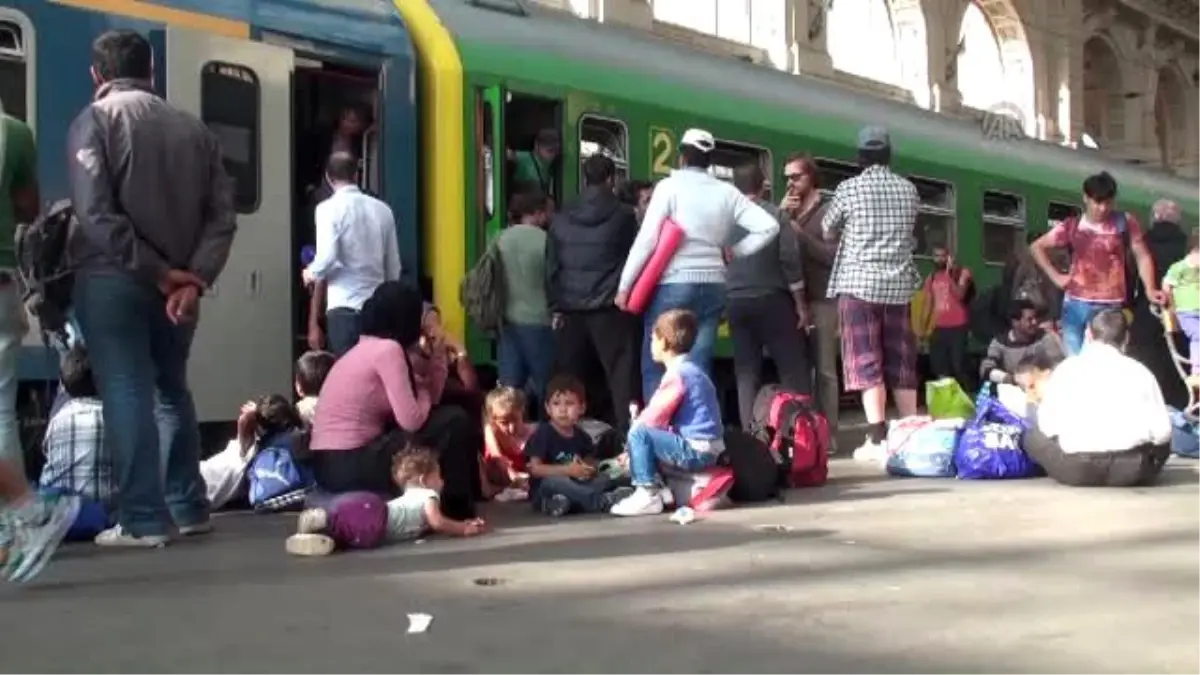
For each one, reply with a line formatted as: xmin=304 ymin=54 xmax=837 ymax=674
xmin=821 ymin=126 xmax=922 ymax=460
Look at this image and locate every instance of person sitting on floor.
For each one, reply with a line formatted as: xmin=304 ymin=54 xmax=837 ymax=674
xmin=201 ymin=394 xmax=308 ymax=512
xmin=979 ymin=300 xmax=1065 ymax=387
xmin=1024 ymin=309 xmax=1172 ymax=487
xmin=610 ymin=309 xmax=725 ymax=517
xmin=481 ymin=386 xmax=535 ymax=499
xmin=294 ymin=350 xmax=335 ymax=426
xmin=39 ymin=346 xmax=113 ymax=511
xmin=308 ymin=280 xmax=481 ymax=520
xmin=526 ymin=374 xmax=633 ymax=517
xmin=286 ymin=444 xmax=487 ymax=556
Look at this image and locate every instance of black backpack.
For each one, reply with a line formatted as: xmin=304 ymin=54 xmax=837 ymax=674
xmin=720 ymin=427 xmax=782 ymax=503
xmin=15 ymin=199 xmax=76 ymax=340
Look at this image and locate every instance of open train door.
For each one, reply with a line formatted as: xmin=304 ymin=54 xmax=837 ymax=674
xmin=165 ymin=28 xmax=295 ymax=423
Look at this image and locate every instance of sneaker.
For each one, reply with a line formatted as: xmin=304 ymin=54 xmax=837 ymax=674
xmin=94 ymin=524 xmax=169 ymax=548
xmin=599 ymin=487 xmax=635 ymax=512
xmin=285 ymin=533 xmax=335 ymax=557
xmin=178 ymin=521 xmax=213 ymax=537
xmin=610 ymin=486 xmax=664 ymax=517
xmin=296 ymin=508 xmax=329 ymax=535
xmin=539 ymin=494 xmax=571 ymax=518
xmin=660 ymin=485 xmax=676 ymax=508
xmin=4 ymin=493 xmax=81 ymax=583
xmin=852 ymin=438 xmax=888 ymax=464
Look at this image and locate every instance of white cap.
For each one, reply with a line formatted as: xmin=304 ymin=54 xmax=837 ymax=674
xmin=680 ymin=128 xmax=715 ymax=153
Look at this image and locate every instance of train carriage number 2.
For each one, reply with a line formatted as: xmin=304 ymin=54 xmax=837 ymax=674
xmin=650 ymin=127 xmax=675 ymax=176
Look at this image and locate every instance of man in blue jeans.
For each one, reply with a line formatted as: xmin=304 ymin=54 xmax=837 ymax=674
xmin=615 ymin=129 xmax=779 ymax=401
xmin=1029 ymin=171 xmax=1164 ymax=355
xmin=66 ymin=31 xmax=237 ymax=547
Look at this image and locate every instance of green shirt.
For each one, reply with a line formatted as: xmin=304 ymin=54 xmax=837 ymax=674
xmin=1164 ymin=257 xmax=1199 ymax=313
xmin=0 ymin=115 xmax=36 ymax=268
xmin=512 ymin=150 xmax=554 ymax=195
xmin=495 ymin=223 xmax=550 ymax=325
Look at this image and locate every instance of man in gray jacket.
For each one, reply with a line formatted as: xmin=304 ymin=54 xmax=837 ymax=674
xmin=66 ymin=30 xmax=237 ymax=548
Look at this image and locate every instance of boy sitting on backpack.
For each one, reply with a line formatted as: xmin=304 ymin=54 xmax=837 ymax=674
xmin=610 ymin=310 xmax=725 ymax=517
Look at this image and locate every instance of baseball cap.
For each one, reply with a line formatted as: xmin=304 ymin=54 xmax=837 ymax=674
xmin=857 ymin=125 xmax=891 ymax=151
xmin=681 ymin=128 xmax=715 ymax=153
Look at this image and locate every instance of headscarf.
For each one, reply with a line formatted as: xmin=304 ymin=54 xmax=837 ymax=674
xmin=359 ymin=280 xmax=424 ymax=348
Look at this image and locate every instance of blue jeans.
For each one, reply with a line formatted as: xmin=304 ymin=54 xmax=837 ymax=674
xmin=1061 ymin=296 xmax=1122 ymax=356
xmin=72 ymin=273 xmax=208 ymax=537
xmin=532 ymin=474 xmax=613 ymax=513
xmin=498 ymin=322 xmax=554 ymax=405
xmin=641 ymin=282 xmax=726 ymax=401
xmin=0 ymin=279 xmax=24 ymax=475
xmin=627 ymin=424 xmax=718 ymax=486
xmin=326 ymin=307 xmax=361 ymax=358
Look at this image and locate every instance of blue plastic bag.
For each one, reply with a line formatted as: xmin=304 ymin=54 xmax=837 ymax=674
xmin=1168 ymin=407 xmax=1198 ymax=459
xmin=955 ymin=397 xmax=1041 ymax=480
xmin=885 ymin=416 xmax=961 ymax=478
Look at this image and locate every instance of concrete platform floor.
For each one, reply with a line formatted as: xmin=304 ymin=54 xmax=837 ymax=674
xmin=1 ymin=458 xmax=1197 ymax=674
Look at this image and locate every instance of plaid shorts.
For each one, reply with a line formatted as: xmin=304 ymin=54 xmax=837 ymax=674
xmin=838 ymin=294 xmax=918 ymax=391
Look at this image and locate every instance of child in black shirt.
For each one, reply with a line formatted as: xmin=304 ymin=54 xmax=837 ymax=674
xmin=525 ymin=375 xmax=633 ymax=517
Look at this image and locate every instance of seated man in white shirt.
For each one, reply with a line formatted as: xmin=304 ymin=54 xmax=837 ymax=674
xmin=1025 ymin=308 xmax=1172 ymax=487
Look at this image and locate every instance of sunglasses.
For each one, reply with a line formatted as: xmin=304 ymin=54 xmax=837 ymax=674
xmin=785 ymin=173 xmax=808 ymax=182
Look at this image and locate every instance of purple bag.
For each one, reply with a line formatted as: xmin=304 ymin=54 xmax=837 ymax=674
xmin=954 ymin=397 xmax=1042 ymax=480
xmin=326 ymin=492 xmax=388 ymax=549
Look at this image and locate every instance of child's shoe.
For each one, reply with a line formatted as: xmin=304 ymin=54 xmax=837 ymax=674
xmin=286 ymin=533 xmax=335 ymax=557
xmin=610 ymin=486 xmax=664 ymax=517
xmin=5 ymin=492 xmax=81 ymax=583
xmin=296 ymin=508 xmax=328 ymax=535
xmin=539 ymin=494 xmax=571 ymax=518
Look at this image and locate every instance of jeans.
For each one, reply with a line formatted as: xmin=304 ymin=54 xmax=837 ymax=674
xmin=930 ymin=324 xmax=970 ymax=391
xmin=72 ymin=273 xmax=207 ymax=537
xmin=627 ymin=424 xmax=718 ymax=486
xmin=0 ymin=278 xmax=24 ymax=475
xmin=641 ymin=282 xmax=725 ymax=402
xmin=498 ymin=322 xmax=555 ymax=407
xmin=1176 ymin=310 xmax=1200 ymax=375
xmin=728 ymin=291 xmax=812 ymax=428
xmin=532 ymin=474 xmax=613 ymax=513
xmin=326 ymin=307 xmax=361 ymax=358
xmin=1061 ymin=296 xmax=1121 ymax=356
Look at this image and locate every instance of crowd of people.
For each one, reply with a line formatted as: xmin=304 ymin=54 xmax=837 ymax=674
xmin=0 ymin=29 xmax=1195 ymax=582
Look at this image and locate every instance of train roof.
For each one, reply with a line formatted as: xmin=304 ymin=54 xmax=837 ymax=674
xmin=428 ymin=0 xmax=1198 ymax=207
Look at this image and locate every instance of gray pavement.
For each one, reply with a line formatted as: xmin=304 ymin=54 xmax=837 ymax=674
xmin=2 ymin=458 xmax=1198 ymax=674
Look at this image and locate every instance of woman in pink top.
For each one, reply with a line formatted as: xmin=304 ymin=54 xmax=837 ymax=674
xmin=308 ymin=281 xmax=482 ymax=520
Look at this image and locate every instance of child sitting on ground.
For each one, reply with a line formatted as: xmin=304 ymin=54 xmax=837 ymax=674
xmin=286 ymin=445 xmax=486 ymax=556
xmin=200 ymin=394 xmax=307 ymax=512
xmin=1162 ymin=230 xmax=1199 ymax=387
xmin=525 ymin=375 xmax=633 ymax=517
xmin=294 ymin=350 xmax=335 ymax=426
xmin=482 ymin=386 xmax=536 ymax=499
xmin=610 ymin=310 xmax=725 ymax=517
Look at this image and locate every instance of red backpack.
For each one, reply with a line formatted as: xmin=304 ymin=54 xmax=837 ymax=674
xmin=750 ymin=385 xmax=831 ymax=489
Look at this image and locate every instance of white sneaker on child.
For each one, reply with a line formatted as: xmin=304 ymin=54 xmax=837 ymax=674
xmin=286 ymin=533 xmax=335 ymax=557
xmin=852 ymin=438 xmax=888 ymax=464
xmin=296 ymin=508 xmax=328 ymax=535
xmin=610 ymin=486 xmax=664 ymax=517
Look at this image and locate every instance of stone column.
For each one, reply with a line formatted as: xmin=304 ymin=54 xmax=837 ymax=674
xmin=787 ymin=0 xmax=833 ymax=76
xmin=924 ymin=0 xmax=963 ymax=114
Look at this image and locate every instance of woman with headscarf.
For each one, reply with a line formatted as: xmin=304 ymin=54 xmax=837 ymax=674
xmin=307 ymin=281 xmax=481 ymax=519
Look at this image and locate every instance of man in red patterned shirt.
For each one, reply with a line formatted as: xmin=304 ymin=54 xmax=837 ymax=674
xmin=1029 ymin=171 xmax=1164 ymax=356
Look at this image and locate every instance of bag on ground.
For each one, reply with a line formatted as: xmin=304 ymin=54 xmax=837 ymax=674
xmin=247 ymin=431 xmax=314 ymax=511
xmin=954 ymin=397 xmax=1041 ymax=480
xmin=750 ymin=385 xmax=831 ymax=489
xmin=884 ymin=415 xmax=960 ymax=478
xmin=721 ymin=427 xmax=782 ymax=503
xmin=926 ymin=377 xmax=975 ymax=420
xmin=15 ymin=199 xmax=77 ymax=338
xmin=1168 ymin=407 xmax=1198 ymax=458
xmin=459 ymin=239 xmax=507 ymax=334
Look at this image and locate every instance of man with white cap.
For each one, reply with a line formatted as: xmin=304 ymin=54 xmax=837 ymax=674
xmin=615 ymin=128 xmax=780 ymax=401
xmin=822 ymin=125 xmax=922 ymax=460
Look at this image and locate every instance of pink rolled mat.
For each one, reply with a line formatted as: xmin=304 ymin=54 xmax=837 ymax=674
xmin=627 ymin=217 xmax=685 ymax=315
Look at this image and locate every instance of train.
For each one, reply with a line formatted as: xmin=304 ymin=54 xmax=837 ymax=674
xmin=1 ymin=0 xmax=1197 ymax=442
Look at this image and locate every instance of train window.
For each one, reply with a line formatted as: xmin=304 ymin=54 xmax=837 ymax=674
xmin=814 ymin=158 xmax=860 ymax=196
xmin=200 ymin=62 xmax=260 ymax=214
xmin=0 ymin=18 xmax=29 ymax=123
xmin=709 ymin=140 xmax=772 ymax=198
xmin=981 ymin=190 xmax=1025 ymax=265
xmin=578 ymin=115 xmax=628 ymax=184
xmin=1047 ymin=201 xmax=1081 ymax=229
xmin=477 ymin=95 xmax=495 ymax=221
xmin=911 ymin=176 xmax=956 ymax=258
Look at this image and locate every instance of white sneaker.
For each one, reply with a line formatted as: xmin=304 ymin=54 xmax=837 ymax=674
xmin=178 ymin=522 xmax=213 ymax=537
xmin=285 ymin=533 xmax=335 ymax=557
xmin=609 ymin=486 xmax=665 ymax=517
xmin=852 ymin=438 xmax=888 ymax=464
xmin=296 ymin=508 xmax=328 ymax=535
xmin=94 ymin=524 xmax=169 ymax=548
